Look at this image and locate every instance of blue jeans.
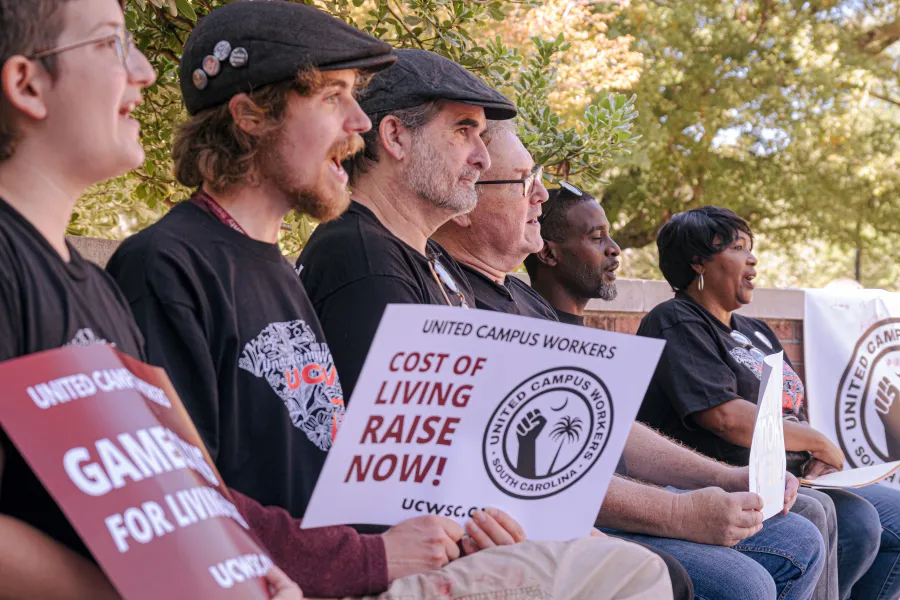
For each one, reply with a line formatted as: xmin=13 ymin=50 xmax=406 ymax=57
xmin=846 ymin=485 xmax=900 ymax=600
xmin=604 ymin=511 xmax=825 ymax=600
xmin=808 ymin=487 xmax=880 ymax=600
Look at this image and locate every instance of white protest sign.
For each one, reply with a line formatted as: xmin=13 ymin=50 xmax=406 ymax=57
xmin=302 ymin=304 xmax=665 ymax=540
xmin=805 ymin=288 xmax=900 ymax=489
xmin=749 ymin=352 xmax=787 ymax=520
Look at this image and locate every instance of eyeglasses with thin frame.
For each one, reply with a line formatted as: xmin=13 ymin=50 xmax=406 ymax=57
xmin=30 ymin=25 xmax=136 ymax=74
xmin=475 ymin=165 xmax=543 ymax=198
xmin=428 ymin=257 xmax=470 ymax=309
xmin=730 ymin=330 xmax=767 ymax=361
xmin=540 ymin=181 xmax=586 ymax=224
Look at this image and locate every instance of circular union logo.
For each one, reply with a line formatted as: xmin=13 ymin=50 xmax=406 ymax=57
xmin=482 ymin=366 xmax=613 ymax=500
xmin=836 ymin=318 xmax=900 ymax=487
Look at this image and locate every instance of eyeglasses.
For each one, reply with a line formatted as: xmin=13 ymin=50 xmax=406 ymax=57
xmin=540 ymin=181 xmax=586 ymax=224
xmin=428 ymin=257 xmax=470 ymax=309
xmin=475 ymin=165 xmax=543 ymax=198
xmin=730 ymin=331 xmax=767 ymax=361
xmin=30 ymin=25 xmax=136 ymax=74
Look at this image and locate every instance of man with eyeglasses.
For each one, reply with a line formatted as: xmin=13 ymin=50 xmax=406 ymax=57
xmin=435 ymin=120 xmax=830 ymax=600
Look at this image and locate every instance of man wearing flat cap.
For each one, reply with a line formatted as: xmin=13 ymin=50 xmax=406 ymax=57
xmin=299 ymin=48 xmax=515 ymax=400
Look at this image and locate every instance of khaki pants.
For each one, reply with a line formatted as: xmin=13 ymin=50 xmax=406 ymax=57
xmin=347 ymin=537 xmax=673 ymax=600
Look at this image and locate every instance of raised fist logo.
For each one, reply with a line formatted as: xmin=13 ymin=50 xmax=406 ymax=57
xmin=514 ymin=409 xmax=546 ymax=478
xmin=875 ymin=374 xmax=900 ymax=459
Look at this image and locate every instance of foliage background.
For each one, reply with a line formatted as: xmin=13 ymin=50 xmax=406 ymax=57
xmin=75 ymin=0 xmax=900 ymax=290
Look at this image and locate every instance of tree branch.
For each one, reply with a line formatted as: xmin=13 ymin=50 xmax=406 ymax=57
xmin=868 ymin=89 xmax=900 ymax=109
xmin=749 ymin=0 xmax=773 ymax=44
xmin=386 ymin=1 xmax=426 ymax=49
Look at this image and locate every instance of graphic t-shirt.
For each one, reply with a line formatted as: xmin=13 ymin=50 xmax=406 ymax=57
xmin=459 ymin=264 xmax=558 ymax=321
xmin=0 ymin=197 xmax=145 ymax=558
xmin=298 ymin=202 xmax=475 ymax=401
xmin=637 ymin=293 xmax=806 ymax=468
xmin=107 ymin=201 xmax=343 ymax=518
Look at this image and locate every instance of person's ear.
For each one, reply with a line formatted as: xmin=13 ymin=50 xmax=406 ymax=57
xmin=1 ymin=56 xmax=53 ymax=121
xmin=448 ymin=213 xmax=471 ymax=228
xmin=378 ymin=115 xmax=413 ymax=161
xmin=690 ymin=259 xmax=705 ymax=276
xmin=229 ymin=94 xmax=271 ymax=135
xmin=536 ymin=241 xmax=559 ymax=267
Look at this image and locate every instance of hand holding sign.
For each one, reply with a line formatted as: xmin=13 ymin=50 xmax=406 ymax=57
xmin=463 ymin=507 xmax=527 ymax=553
xmin=749 ymin=352 xmax=787 ymax=521
xmin=265 ymin=568 xmax=303 ymax=600
xmin=382 ymin=516 xmax=463 ymax=581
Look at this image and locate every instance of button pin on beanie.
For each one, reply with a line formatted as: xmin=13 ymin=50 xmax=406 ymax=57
xmin=193 ymin=40 xmax=249 ymax=89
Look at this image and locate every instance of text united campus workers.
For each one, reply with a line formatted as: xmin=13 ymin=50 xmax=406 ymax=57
xmin=102 ymin=5 xmax=672 ymax=600
xmin=431 ymin=119 xmax=827 ymax=600
xmin=636 ymin=206 xmax=900 ymax=600
xmin=0 ymin=0 xmax=301 ymax=598
xmin=295 ymin=47 xmax=676 ymax=598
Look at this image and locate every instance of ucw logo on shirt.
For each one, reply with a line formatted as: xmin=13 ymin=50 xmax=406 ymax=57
xmin=238 ymin=320 xmax=345 ymax=452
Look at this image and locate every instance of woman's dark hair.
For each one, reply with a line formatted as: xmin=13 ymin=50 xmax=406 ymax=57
xmin=657 ymin=206 xmax=754 ymax=291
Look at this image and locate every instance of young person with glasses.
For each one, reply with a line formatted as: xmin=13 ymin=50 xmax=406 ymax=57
xmin=638 ymin=205 xmax=900 ymax=600
xmin=0 ymin=0 xmax=158 ymax=596
xmin=0 ymin=1 xmax=298 ymax=597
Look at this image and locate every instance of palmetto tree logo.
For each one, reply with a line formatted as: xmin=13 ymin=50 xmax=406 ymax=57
xmin=548 ymin=414 xmax=584 ymax=475
xmin=484 ymin=366 xmax=613 ymax=500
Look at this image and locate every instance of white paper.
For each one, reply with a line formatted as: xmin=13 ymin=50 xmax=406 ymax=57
xmin=803 ymin=460 xmax=900 ymax=488
xmin=301 ymin=304 xmax=665 ymax=540
xmin=749 ymin=352 xmax=787 ymax=520
xmin=804 ymin=289 xmax=900 ymax=491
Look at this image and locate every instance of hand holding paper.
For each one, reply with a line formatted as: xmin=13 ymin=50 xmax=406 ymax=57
xmin=749 ymin=352 xmax=787 ymax=521
xmin=802 ymin=460 xmax=900 ymax=488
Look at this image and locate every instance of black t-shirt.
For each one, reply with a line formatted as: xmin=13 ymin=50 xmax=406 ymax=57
xmin=553 ymin=308 xmax=585 ymax=326
xmin=0 ymin=197 xmax=145 ymax=558
xmin=297 ymin=202 xmax=474 ymax=401
xmin=460 ymin=265 xmax=558 ymax=321
xmin=637 ymin=293 xmax=806 ymax=468
xmin=108 ymin=201 xmax=343 ymax=518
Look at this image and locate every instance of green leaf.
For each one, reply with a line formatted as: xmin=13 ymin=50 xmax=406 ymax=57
xmin=175 ymin=0 xmax=197 ymax=21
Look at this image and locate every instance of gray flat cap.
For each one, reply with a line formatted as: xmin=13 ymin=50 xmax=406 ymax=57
xmin=180 ymin=0 xmax=397 ymax=115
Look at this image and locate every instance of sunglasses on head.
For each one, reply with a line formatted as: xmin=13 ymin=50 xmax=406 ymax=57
xmin=539 ymin=181 xmax=586 ymax=223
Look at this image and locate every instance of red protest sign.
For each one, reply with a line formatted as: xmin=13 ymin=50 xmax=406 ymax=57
xmin=0 ymin=345 xmax=272 ymax=599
